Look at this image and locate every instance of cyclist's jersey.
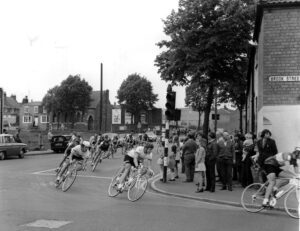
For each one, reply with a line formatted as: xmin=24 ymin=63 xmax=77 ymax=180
xmin=264 ymin=152 xmax=298 ymax=167
xmin=99 ymin=140 xmax=110 ymax=151
xmin=127 ymin=146 xmax=153 ymax=160
xmin=70 ymin=145 xmax=90 ymax=159
xmin=112 ymin=137 xmax=118 ymax=145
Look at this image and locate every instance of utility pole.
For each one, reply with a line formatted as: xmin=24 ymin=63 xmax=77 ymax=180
xmin=99 ymin=63 xmax=103 ymax=133
xmin=214 ymin=89 xmax=218 ymax=133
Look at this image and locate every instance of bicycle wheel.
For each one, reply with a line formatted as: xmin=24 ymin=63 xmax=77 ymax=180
xmin=127 ymin=175 xmax=148 ymax=202
xmin=91 ymin=154 xmax=100 ymax=172
xmin=241 ymin=183 xmax=266 ymax=213
xmin=62 ymin=168 xmax=77 ymax=192
xmin=108 ymin=168 xmax=123 ymax=197
xmin=284 ymin=187 xmax=300 ymax=219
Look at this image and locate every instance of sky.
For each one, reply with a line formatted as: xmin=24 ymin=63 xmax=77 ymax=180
xmin=0 ymin=0 xmax=186 ymax=108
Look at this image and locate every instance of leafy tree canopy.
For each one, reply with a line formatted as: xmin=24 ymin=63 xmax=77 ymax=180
xmin=117 ymin=73 xmax=158 ymax=122
xmin=42 ymin=75 xmax=93 ymax=117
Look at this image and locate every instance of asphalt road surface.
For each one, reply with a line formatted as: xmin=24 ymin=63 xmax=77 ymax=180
xmin=0 ymin=150 xmax=298 ymax=231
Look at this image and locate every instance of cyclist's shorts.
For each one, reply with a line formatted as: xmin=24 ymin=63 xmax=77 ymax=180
xmin=72 ymin=155 xmax=84 ymax=161
xmin=264 ymin=164 xmax=282 ymax=177
xmin=124 ymin=155 xmax=135 ymax=167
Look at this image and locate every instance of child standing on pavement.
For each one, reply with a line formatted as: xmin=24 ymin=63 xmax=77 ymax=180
xmin=195 ymin=140 xmax=206 ymax=193
xmin=168 ymin=145 xmax=176 ymax=181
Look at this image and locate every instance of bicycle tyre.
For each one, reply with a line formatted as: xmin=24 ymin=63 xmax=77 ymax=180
xmin=284 ymin=187 xmax=300 ymax=219
xmin=62 ymin=168 xmax=77 ymax=192
xmin=127 ymin=175 xmax=148 ymax=202
xmin=55 ymin=166 xmax=68 ymax=188
xmin=241 ymin=183 xmax=266 ymax=213
xmin=56 ymin=155 xmax=68 ymax=177
xmin=91 ymin=154 xmax=100 ymax=172
xmin=108 ymin=167 xmax=124 ymax=197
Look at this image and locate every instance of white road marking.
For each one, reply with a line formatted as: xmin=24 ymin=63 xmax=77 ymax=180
xmin=21 ymin=219 xmax=73 ymax=229
xmin=32 ymin=168 xmax=57 ymax=174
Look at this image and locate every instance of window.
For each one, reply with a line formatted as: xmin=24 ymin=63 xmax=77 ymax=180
xmin=42 ymin=107 xmax=47 ymax=114
xmin=23 ymin=115 xmax=32 ymax=123
xmin=34 ymin=106 xmax=39 ymax=114
xmin=24 ymin=106 xmax=29 ymax=113
xmin=41 ymin=115 xmax=49 ymax=123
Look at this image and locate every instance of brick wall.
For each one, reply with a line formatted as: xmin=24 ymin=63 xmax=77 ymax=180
xmin=262 ymin=7 xmax=300 ymax=105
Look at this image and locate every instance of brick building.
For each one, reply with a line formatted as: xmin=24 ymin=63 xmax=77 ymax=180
xmin=49 ymin=90 xmax=112 ymax=132
xmin=246 ymin=0 xmax=300 ymax=151
xmin=3 ymin=93 xmax=20 ymax=129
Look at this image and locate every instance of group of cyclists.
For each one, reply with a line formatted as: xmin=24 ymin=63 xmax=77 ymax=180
xmin=54 ymin=131 xmax=155 ymax=190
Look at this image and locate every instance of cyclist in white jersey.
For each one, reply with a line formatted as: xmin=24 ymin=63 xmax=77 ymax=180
xmin=261 ymin=150 xmax=300 ymax=206
xmin=117 ymin=143 xmax=154 ymax=190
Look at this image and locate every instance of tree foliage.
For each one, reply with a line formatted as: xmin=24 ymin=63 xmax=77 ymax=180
xmin=155 ymin=0 xmax=255 ymax=136
xmin=42 ymin=75 xmax=93 ymax=125
xmin=117 ymin=73 xmax=158 ymax=124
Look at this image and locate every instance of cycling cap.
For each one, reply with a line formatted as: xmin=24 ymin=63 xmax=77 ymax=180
xmin=82 ymin=141 xmax=91 ymax=148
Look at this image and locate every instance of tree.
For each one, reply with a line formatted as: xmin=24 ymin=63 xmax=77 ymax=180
xmin=155 ymin=0 xmax=255 ymax=137
xmin=117 ymin=73 xmax=158 ymax=124
xmin=42 ymin=75 xmax=92 ymax=128
xmin=185 ymin=81 xmax=208 ymax=130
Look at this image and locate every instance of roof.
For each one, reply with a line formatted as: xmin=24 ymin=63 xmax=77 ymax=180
xmin=4 ymin=97 xmax=20 ymax=109
xmin=22 ymin=101 xmax=42 ymax=106
xmin=260 ymin=0 xmax=300 ymax=4
xmin=89 ymin=90 xmax=111 ymax=108
xmin=254 ymin=0 xmax=300 ymax=41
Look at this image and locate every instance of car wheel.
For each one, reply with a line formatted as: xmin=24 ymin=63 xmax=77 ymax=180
xmin=19 ymin=149 xmax=25 ymax=159
xmin=0 ymin=152 xmax=6 ymax=160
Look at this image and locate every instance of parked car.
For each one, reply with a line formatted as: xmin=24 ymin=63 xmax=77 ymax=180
xmin=146 ymin=131 xmax=157 ymax=142
xmin=50 ymin=135 xmax=72 ymax=153
xmin=0 ymin=134 xmax=28 ymax=160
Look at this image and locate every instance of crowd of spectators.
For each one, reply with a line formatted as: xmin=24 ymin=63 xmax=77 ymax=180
xmin=159 ymin=128 xmax=278 ymax=193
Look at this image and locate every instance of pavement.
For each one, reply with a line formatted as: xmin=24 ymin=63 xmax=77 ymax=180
xmin=151 ymin=172 xmax=289 ymax=211
xmin=25 ymin=150 xmax=289 ymax=211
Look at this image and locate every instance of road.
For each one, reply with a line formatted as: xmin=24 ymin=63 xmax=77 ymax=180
xmin=0 ymin=150 xmax=298 ymax=231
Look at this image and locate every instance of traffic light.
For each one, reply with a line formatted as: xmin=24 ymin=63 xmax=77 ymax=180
xmin=174 ymin=109 xmax=181 ymax=121
xmin=165 ymin=91 xmax=176 ymax=121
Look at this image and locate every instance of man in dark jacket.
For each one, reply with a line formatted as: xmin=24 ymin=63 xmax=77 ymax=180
xmin=253 ymin=129 xmax=278 ymax=182
xmin=205 ymin=132 xmax=218 ymax=192
xmin=182 ymin=132 xmax=198 ymax=182
xmin=217 ymin=132 xmax=235 ymax=191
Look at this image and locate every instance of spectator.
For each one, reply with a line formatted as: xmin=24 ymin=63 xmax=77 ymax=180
xmin=157 ymin=141 xmax=165 ymax=181
xmin=205 ymin=132 xmax=218 ymax=192
xmin=172 ymin=135 xmax=180 ymax=179
xmin=255 ymin=129 xmax=277 ymax=165
xmin=14 ymin=128 xmax=22 ymax=143
xmin=182 ymin=132 xmax=198 ymax=182
xmin=217 ymin=132 xmax=235 ymax=191
xmin=47 ymin=129 xmax=53 ymax=143
xmin=216 ymin=130 xmax=224 ymax=183
xmin=195 ymin=139 xmax=206 ymax=193
xmin=241 ymin=133 xmax=255 ymax=187
xmin=179 ymin=138 xmax=185 ymax=173
xmin=253 ymin=129 xmax=278 ymax=183
xmin=168 ymin=145 xmax=176 ymax=181
xmin=233 ymin=134 xmax=244 ymax=183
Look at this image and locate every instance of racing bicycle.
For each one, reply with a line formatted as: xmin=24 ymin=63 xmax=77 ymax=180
xmin=108 ymin=164 xmax=152 ymax=202
xmin=55 ymin=159 xmax=87 ymax=192
xmin=241 ymin=176 xmax=300 ymax=219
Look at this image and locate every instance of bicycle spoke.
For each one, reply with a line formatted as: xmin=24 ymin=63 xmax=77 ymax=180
xmin=241 ymin=183 xmax=265 ymax=213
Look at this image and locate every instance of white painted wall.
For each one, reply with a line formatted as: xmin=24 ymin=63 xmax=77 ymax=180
xmin=258 ymin=105 xmax=300 ymax=152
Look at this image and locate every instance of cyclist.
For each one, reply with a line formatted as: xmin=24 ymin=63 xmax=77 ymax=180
xmin=55 ymin=132 xmax=81 ymax=172
xmin=55 ymin=141 xmax=91 ymax=185
xmin=95 ymin=134 xmax=111 ymax=161
xmin=111 ymin=135 xmax=119 ymax=158
xmin=117 ymin=143 xmax=154 ymax=190
xmin=260 ymin=150 xmax=300 ymax=207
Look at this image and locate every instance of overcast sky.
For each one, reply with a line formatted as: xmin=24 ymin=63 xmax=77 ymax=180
xmin=0 ymin=0 xmax=186 ymax=108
